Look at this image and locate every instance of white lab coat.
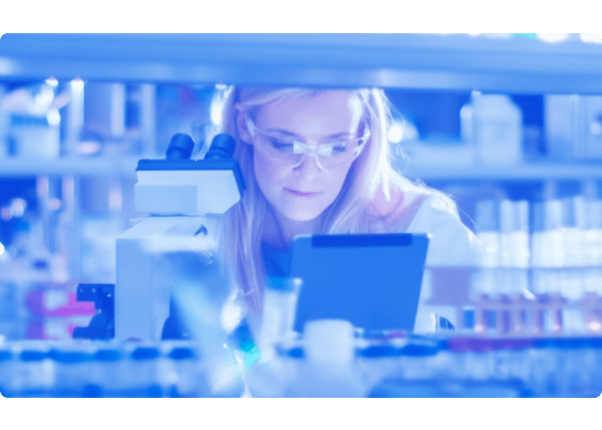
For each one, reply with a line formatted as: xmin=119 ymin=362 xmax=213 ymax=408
xmin=405 ymin=195 xmax=482 ymax=333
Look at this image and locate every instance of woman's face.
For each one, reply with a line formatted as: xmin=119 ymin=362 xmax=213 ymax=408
xmin=243 ymin=91 xmax=364 ymax=222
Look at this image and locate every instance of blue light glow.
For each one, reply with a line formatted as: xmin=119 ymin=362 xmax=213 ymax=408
xmin=10 ymin=198 xmax=26 ymax=217
xmin=580 ymin=33 xmax=602 ymax=44
xmin=45 ymin=77 xmax=59 ymax=87
xmin=47 ymin=108 xmax=61 ymax=125
xmin=211 ymin=95 xmax=225 ymax=126
xmin=536 ymin=33 xmax=568 ymax=43
xmin=388 ymin=121 xmax=404 ymax=143
xmin=35 ymin=85 xmax=55 ymax=108
xmin=71 ymin=78 xmax=84 ymax=91
xmin=0 ymin=242 xmax=5 ymax=256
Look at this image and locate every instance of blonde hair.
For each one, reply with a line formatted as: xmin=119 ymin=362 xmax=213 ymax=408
xmin=216 ymin=87 xmax=457 ymax=321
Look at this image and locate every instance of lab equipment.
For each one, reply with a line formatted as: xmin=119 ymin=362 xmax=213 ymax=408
xmin=545 ymin=95 xmax=602 ymax=160
xmin=258 ymin=276 xmax=302 ymax=352
xmin=71 ymin=283 xmax=115 ymax=340
xmin=463 ymin=94 xmax=523 ymax=165
xmin=49 ymin=343 xmax=95 ymax=397
xmin=290 ymin=233 xmax=429 ymax=332
xmin=97 ymin=132 xmax=244 ymax=342
xmin=0 ymin=334 xmax=599 ymax=397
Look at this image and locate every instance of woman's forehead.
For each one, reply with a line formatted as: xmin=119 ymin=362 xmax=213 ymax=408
xmin=255 ymin=91 xmax=363 ymax=137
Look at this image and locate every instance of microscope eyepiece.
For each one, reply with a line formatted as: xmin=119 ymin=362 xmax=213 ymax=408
xmin=166 ymin=133 xmax=195 ymax=160
xmin=204 ymin=133 xmax=236 ymax=160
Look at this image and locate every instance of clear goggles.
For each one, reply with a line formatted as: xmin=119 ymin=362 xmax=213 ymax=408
xmin=246 ymin=119 xmax=371 ymax=170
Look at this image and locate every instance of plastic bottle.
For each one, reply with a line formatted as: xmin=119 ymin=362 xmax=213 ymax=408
xmin=541 ymin=200 xmax=564 ymax=297
xmin=499 ymin=200 xmax=530 ymax=297
xmin=0 ymin=279 xmax=18 ymax=340
xmin=472 ymin=94 xmax=523 ymax=165
xmin=367 ymin=336 xmax=529 ymax=398
xmin=559 ymin=197 xmax=585 ymax=302
xmin=49 ymin=343 xmax=95 ymax=397
xmin=530 ymin=338 xmax=588 ymax=397
xmin=553 ymin=338 xmax=596 ymax=397
xmin=584 ymin=200 xmax=602 ymax=297
xmin=498 ymin=200 xmax=513 ymax=274
xmin=489 ymin=338 xmax=533 ymax=384
xmin=286 ymin=320 xmax=365 ymax=398
xmin=398 ymin=339 xmax=441 ymax=381
xmin=590 ymin=337 xmax=602 ymax=397
xmin=356 ymin=339 xmax=405 ymax=390
xmin=127 ymin=345 xmax=165 ymax=397
xmin=446 ymin=337 xmax=494 ymax=382
xmin=10 ymin=342 xmax=55 ymax=397
xmin=0 ymin=84 xmax=8 ymax=158
xmin=529 ymin=338 xmax=559 ymax=397
xmin=90 ymin=344 xmax=130 ymax=397
xmin=530 ymin=201 xmax=547 ymax=296
xmin=0 ymin=345 xmax=12 ymax=397
xmin=10 ymin=112 xmax=60 ymax=159
xmin=258 ymin=277 xmax=302 ymax=354
xmin=473 ymin=200 xmax=500 ymax=298
xmin=245 ymin=340 xmax=299 ymax=398
xmin=166 ymin=344 xmax=206 ymax=398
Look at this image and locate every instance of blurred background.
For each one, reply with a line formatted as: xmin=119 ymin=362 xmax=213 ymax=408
xmin=1 ymin=33 xmax=602 ymax=341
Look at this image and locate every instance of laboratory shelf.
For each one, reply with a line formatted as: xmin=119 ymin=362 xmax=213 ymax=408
xmin=400 ymin=161 xmax=602 ymax=181
xmin=1 ymin=34 xmax=602 ymax=93
xmin=0 ymin=156 xmax=139 ymax=177
xmin=1 ymin=156 xmax=601 ymax=180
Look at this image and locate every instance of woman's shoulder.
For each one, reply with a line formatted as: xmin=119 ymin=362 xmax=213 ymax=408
xmin=368 ymin=178 xmax=439 ymax=229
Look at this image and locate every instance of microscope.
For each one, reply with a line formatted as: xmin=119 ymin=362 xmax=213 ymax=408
xmin=73 ymin=133 xmax=245 ymax=342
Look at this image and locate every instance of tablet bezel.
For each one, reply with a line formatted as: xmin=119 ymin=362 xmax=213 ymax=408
xmin=290 ymin=233 xmax=429 ymax=333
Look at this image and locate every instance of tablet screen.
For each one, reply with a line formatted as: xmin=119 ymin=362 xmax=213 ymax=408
xmin=290 ymin=233 xmax=429 ymax=332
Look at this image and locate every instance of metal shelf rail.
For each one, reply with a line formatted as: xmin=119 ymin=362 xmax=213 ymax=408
xmin=1 ymin=156 xmax=602 ymax=180
xmin=2 ymin=34 xmax=602 ymax=94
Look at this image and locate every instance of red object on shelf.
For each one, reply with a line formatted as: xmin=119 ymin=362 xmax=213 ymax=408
xmin=26 ymin=322 xmax=45 ymax=340
xmin=26 ymin=290 xmax=96 ymax=317
xmin=448 ymin=337 xmax=495 ymax=352
xmin=26 ymin=316 xmax=94 ymax=340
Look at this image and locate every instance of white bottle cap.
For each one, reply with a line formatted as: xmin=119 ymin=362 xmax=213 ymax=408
xmin=304 ymin=319 xmax=355 ymax=364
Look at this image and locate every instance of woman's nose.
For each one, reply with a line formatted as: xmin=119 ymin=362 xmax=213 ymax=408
xmin=293 ymin=154 xmax=323 ymax=177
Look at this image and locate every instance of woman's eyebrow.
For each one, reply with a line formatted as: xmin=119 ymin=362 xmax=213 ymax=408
xmin=265 ymin=129 xmax=355 ymax=139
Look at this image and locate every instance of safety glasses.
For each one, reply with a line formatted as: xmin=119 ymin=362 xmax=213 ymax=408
xmin=246 ymin=119 xmax=370 ymax=170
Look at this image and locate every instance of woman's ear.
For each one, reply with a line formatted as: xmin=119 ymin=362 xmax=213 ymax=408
xmin=236 ymin=112 xmax=254 ymax=145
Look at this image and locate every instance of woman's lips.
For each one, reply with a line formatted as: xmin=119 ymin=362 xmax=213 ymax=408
xmin=285 ymin=188 xmax=321 ymax=198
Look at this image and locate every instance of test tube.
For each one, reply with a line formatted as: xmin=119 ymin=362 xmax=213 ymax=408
xmin=473 ymin=200 xmax=500 ymax=299
xmin=499 ymin=200 xmax=530 ymax=295
xmin=559 ymin=197 xmax=585 ymax=302
xmin=585 ymin=200 xmax=602 ymax=297
xmin=499 ymin=199 xmax=515 ymax=271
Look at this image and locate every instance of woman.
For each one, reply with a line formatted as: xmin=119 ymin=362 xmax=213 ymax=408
xmin=217 ymin=87 xmax=481 ymax=333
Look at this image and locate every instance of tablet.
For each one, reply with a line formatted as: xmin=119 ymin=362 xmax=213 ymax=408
xmin=290 ymin=233 xmax=429 ymax=332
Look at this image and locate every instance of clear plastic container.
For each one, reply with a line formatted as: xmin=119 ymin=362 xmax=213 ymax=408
xmin=285 ymin=320 xmax=366 ymax=397
xmin=166 ymin=344 xmax=206 ymax=398
xmin=356 ymin=343 xmax=404 ymax=389
xmin=10 ymin=114 xmax=60 ymax=159
xmin=0 ymin=345 xmax=13 ymax=397
xmin=9 ymin=342 xmax=55 ymax=397
xmin=529 ymin=338 xmax=560 ymax=397
xmin=127 ymin=345 xmax=165 ymax=397
xmin=90 ymin=344 xmax=131 ymax=397
xmin=489 ymin=338 xmax=533 ymax=383
xmin=398 ymin=340 xmax=441 ymax=380
xmin=472 ymin=94 xmax=523 ymax=165
xmin=49 ymin=343 xmax=95 ymax=397
xmin=258 ymin=277 xmax=302 ymax=352
xmin=445 ymin=337 xmax=494 ymax=381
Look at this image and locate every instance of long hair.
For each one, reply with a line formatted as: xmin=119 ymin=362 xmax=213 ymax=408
xmin=215 ymin=87 xmax=458 ymax=322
